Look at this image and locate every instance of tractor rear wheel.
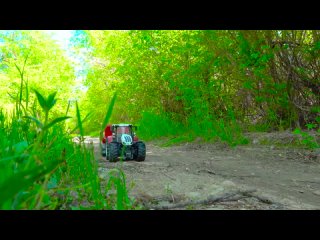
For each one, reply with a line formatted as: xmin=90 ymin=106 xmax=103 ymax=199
xmin=136 ymin=142 xmax=146 ymax=161
xmin=101 ymin=143 xmax=106 ymax=157
xmin=105 ymin=143 xmax=110 ymax=160
xmin=109 ymin=142 xmax=120 ymax=162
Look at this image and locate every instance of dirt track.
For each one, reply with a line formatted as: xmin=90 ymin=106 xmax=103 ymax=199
xmin=89 ymin=132 xmax=320 ymax=210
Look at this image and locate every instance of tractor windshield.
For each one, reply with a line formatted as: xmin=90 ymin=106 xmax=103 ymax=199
xmin=116 ymin=126 xmax=131 ymax=135
xmin=115 ymin=126 xmax=132 ymax=142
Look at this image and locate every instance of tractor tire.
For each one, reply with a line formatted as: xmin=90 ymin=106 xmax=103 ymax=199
xmin=135 ymin=142 xmax=146 ymax=161
xmin=109 ymin=142 xmax=120 ymax=162
xmin=101 ymin=143 xmax=106 ymax=157
xmin=106 ymin=144 xmax=110 ymax=160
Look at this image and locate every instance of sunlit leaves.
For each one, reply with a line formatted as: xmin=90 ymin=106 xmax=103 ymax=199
xmin=0 ymin=30 xmax=76 ymax=116
xmin=83 ymin=30 xmax=319 ymax=134
xmin=33 ymin=89 xmax=58 ymax=117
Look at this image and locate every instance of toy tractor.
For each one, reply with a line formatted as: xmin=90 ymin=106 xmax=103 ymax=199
xmin=100 ymin=123 xmax=146 ymax=162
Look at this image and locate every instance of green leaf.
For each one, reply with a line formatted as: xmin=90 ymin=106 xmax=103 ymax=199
xmin=0 ymin=159 xmax=62 ymax=207
xmin=311 ymin=106 xmax=320 ymax=113
xmin=81 ymin=112 xmax=93 ymax=125
xmin=43 ymin=116 xmax=71 ymax=131
xmin=13 ymin=141 xmax=29 ymax=154
xmin=101 ymin=93 xmax=117 ymax=132
xmin=255 ymin=96 xmax=265 ymax=103
xmin=23 ymin=116 xmax=44 ymax=129
xmin=293 ymin=128 xmax=301 ymax=134
xmin=305 ymin=123 xmax=316 ymax=130
xmin=243 ymin=81 xmax=253 ymax=89
xmin=7 ymin=92 xmax=18 ymax=101
xmin=0 ymin=155 xmax=29 ymax=163
xmin=47 ymin=92 xmax=57 ymax=111
xmin=42 ymin=193 xmax=51 ymax=205
xmin=251 ymin=52 xmax=259 ymax=60
xmin=75 ymin=101 xmax=84 ymax=137
xmin=47 ymin=175 xmax=58 ymax=189
xmin=33 ymin=89 xmax=47 ymax=112
xmin=66 ymin=100 xmax=71 ymax=115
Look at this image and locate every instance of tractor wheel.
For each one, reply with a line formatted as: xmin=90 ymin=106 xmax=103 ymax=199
xmin=136 ymin=142 xmax=146 ymax=161
xmin=101 ymin=143 xmax=106 ymax=157
xmin=105 ymin=143 xmax=110 ymax=160
xmin=109 ymin=142 xmax=120 ymax=162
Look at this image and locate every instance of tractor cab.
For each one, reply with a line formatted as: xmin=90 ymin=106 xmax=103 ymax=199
xmin=111 ymin=124 xmax=138 ymax=143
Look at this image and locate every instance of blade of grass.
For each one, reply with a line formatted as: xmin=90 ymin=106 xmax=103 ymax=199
xmin=66 ymin=100 xmax=71 ymax=115
xmin=75 ymin=101 xmax=84 ymax=138
xmin=101 ymin=92 xmax=117 ymax=132
xmin=25 ymin=78 xmax=29 ymax=110
xmin=43 ymin=116 xmax=71 ymax=131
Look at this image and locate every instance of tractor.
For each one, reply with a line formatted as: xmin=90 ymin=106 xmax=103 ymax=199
xmin=100 ymin=123 xmax=146 ymax=162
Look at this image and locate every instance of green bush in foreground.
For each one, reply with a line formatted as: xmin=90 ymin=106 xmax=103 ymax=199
xmin=0 ymin=89 xmax=134 ymax=210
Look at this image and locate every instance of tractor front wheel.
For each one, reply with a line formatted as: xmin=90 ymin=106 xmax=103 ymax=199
xmin=135 ymin=142 xmax=146 ymax=161
xmin=109 ymin=142 xmax=120 ymax=162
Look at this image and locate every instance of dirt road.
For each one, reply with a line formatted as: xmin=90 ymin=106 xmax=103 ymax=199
xmin=89 ymin=132 xmax=320 ymax=210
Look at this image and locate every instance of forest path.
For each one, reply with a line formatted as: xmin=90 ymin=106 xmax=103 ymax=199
xmin=88 ymin=132 xmax=320 ymax=209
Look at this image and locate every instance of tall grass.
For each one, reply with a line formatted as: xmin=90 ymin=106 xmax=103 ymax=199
xmin=0 ymin=76 xmax=134 ymax=209
xmin=137 ymin=111 xmax=186 ymax=141
xmin=137 ymin=109 xmax=248 ymax=147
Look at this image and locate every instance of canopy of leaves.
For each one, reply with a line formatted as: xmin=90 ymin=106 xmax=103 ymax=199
xmin=0 ymin=30 xmax=76 ymax=119
xmin=82 ymin=30 xmax=319 ymax=133
xmin=1 ymin=30 xmax=319 ymax=136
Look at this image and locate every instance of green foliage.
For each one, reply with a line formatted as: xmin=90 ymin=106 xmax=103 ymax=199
xmin=0 ymin=88 xmax=70 ymax=209
xmin=82 ymin=30 xmax=320 ymax=144
xmin=75 ymin=101 xmax=84 ymax=138
xmin=138 ymin=111 xmax=186 ymax=141
xmin=34 ymin=90 xmax=57 ymax=113
xmin=293 ymin=127 xmax=319 ymax=149
xmin=0 ymin=158 xmax=61 ymax=207
xmin=1 ymin=30 xmax=320 ymax=208
xmin=0 ymin=70 xmax=133 ymax=209
xmin=0 ymin=30 xmax=77 ymax=117
xmin=138 ymin=110 xmax=248 ymax=147
xmin=43 ymin=116 xmax=71 ymax=131
xmin=101 ymin=93 xmax=117 ymax=132
xmin=105 ymin=169 xmax=134 ymax=210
